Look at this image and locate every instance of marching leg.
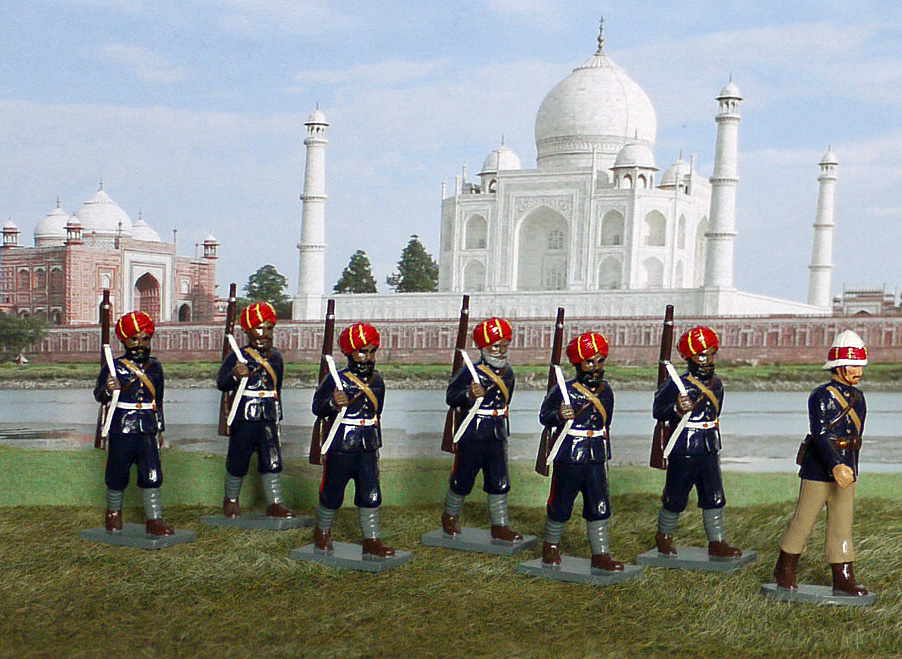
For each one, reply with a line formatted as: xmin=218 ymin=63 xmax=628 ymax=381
xmin=488 ymin=493 xmax=523 ymax=543
xmin=588 ymin=519 xmax=624 ymax=571
xmin=105 ymin=488 xmax=124 ymax=533
xmin=359 ymin=507 xmax=395 ymax=558
xmin=142 ymin=487 xmax=174 ymax=536
xmin=223 ymin=473 xmax=242 ymax=518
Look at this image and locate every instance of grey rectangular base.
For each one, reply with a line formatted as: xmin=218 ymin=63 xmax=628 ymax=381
xmin=421 ymin=527 xmax=538 ymax=556
xmin=200 ymin=514 xmax=313 ymax=530
xmin=635 ymin=546 xmax=758 ymax=572
xmin=761 ymin=583 xmax=876 ymax=606
xmin=518 ymin=556 xmax=643 ymax=586
xmin=289 ymin=542 xmax=412 ymax=573
xmin=78 ymin=524 xmax=196 ymax=550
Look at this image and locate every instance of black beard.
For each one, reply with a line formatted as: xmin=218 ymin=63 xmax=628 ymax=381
xmin=577 ymin=368 xmax=604 ymax=387
xmin=688 ymin=361 xmax=715 ymax=380
xmin=125 ymin=347 xmax=150 ymax=365
xmin=349 ymin=360 xmax=375 ymax=379
xmin=482 ymin=352 xmax=508 ymax=369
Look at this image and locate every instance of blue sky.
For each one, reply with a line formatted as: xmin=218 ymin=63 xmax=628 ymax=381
xmin=2 ymin=0 xmax=901 ymax=306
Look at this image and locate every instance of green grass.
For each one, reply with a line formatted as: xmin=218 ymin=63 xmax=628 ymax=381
xmin=1 ymin=496 xmax=900 ymax=658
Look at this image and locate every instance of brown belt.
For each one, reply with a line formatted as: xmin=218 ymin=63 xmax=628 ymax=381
xmin=831 ymin=435 xmax=862 ymax=451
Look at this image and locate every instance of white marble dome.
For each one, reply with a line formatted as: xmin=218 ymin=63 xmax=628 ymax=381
xmin=73 ymin=187 xmax=133 ymax=238
xmin=34 ymin=203 xmax=70 ymax=245
xmin=535 ymin=36 xmax=656 ymax=167
xmin=718 ymin=80 xmax=742 ymax=99
xmin=131 ymin=212 xmax=161 ymax=242
xmin=613 ymin=143 xmax=656 ymax=169
xmin=659 ymin=158 xmax=688 ymax=188
xmin=820 ymin=147 xmax=838 ymax=166
xmin=3 ymin=218 xmax=18 ymax=230
xmin=480 ymin=143 xmax=522 ymax=175
xmin=306 ymin=108 xmax=327 ymax=125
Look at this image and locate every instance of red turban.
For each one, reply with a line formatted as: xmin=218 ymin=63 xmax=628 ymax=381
xmin=115 ymin=311 xmax=155 ymax=341
xmin=566 ymin=332 xmax=609 ymax=365
xmin=339 ymin=323 xmax=380 ymax=355
xmin=677 ymin=326 xmax=719 ymax=359
xmin=239 ymin=302 xmax=277 ymax=332
xmin=473 ymin=317 xmax=512 ymax=349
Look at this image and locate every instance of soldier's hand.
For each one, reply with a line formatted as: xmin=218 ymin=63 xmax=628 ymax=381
xmin=106 ymin=376 xmax=120 ymax=394
xmin=832 ymin=464 xmax=855 ymax=489
xmin=234 ymin=362 xmax=250 ymax=379
xmin=559 ymin=403 xmax=575 ymax=420
xmin=332 ymin=390 xmax=349 ymax=409
xmin=469 ymin=382 xmax=486 ymax=399
xmin=157 ymin=433 xmax=165 ymax=449
xmin=675 ymin=394 xmax=693 ymax=416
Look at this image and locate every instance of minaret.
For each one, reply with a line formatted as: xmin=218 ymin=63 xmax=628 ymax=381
xmin=292 ymin=107 xmax=329 ymax=320
xmin=807 ymin=148 xmax=838 ymax=308
xmin=703 ymin=78 xmax=742 ymax=289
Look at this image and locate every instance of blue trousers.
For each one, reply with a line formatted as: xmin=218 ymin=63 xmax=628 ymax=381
xmin=449 ymin=439 xmax=510 ymax=496
xmin=105 ymin=433 xmax=162 ymax=491
xmin=662 ymin=452 xmax=726 ymax=512
xmin=319 ymin=450 xmax=382 ymax=509
xmin=547 ymin=460 xmax=611 ymax=523
xmin=226 ymin=421 xmax=282 ymax=477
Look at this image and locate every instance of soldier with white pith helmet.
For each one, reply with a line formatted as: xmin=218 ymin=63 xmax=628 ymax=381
xmin=773 ymin=330 xmax=870 ymax=596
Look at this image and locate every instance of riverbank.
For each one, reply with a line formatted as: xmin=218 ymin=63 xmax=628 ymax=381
xmin=2 ymin=361 xmax=902 ymax=390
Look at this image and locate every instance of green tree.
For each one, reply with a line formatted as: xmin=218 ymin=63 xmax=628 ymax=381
xmin=0 ymin=314 xmax=46 ymax=361
xmin=243 ymin=264 xmax=291 ymax=318
xmin=386 ymin=235 xmax=439 ymax=292
xmin=334 ymin=250 xmax=378 ymax=294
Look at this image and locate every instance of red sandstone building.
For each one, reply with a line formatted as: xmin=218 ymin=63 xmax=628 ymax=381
xmin=0 ymin=184 xmax=218 ymax=325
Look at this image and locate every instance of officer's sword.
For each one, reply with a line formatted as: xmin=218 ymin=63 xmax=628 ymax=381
xmin=545 ymin=365 xmax=574 ymax=466
xmin=319 ymin=354 xmax=348 ymax=456
xmin=451 ymin=349 xmax=485 ymax=444
xmin=662 ymin=360 xmax=692 ymax=459
xmin=100 ymin=343 xmax=120 ymax=439
xmin=226 ymin=334 xmax=249 ymax=427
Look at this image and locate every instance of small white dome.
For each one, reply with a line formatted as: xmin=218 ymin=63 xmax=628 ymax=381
xmin=480 ymin=144 xmax=522 ymax=175
xmin=820 ymin=148 xmax=838 ymax=166
xmin=3 ymin=218 xmax=19 ymax=231
xmin=204 ymin=232 xmax=218 ymax=243
xmin=73 ymin=187 xmax=133 ymax=238
xmin=131 ymin=213 xmax=161 ymax=242
xmin=306 ymin=108 xmax=328 ymax=125
xmin=718 ymin=80 xmax=742 ymax=100
xmin=34 ymin=203 xmax=70 ymax=245
xmin=659 ymin=158 xmax=688 ymax=187
xmin=613 ymin=143 xmax=656 ymax=170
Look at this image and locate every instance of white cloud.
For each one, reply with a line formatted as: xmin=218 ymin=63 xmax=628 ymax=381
xmin=99 ymin=44 xmax=188 ymax=83
xmin=206 ymin=0 xmax=363 ymax=38
xmin=294 ymin=59 xmax=449 ymax=88
xmin=481 ymin=0 xmax=568 ymax=27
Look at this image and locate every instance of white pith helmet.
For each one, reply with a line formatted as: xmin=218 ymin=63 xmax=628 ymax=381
xmin=823 ymin=330 xmax=868 ymax=370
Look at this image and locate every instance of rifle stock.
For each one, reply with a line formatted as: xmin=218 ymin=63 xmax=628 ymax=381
xmin=309 ymin=298 xmax=336 ymax=465
xmin=649 ymin=304 xmax=675 ymax=470
xmin=534 ymin=307 xmax=565 ymax=476
xmin=441 ymin=295 xmax=470 ymax=454
xmin=217 ymin=283 xmax=238 ymax=437
xmin=94 ymin=289 xmax=112 ymax=449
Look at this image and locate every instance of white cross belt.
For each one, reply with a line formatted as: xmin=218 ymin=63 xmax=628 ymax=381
xmin=241 ymin=390 xmax=277 ymax=398
xmin=475 ymin=408 xmax=508 ymax=417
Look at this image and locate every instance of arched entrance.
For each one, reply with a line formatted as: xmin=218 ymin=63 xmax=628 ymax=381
xmin=135 ymin=273 xmax=161 ymax=318
xmin=516 ymin=207 xmax=569 ymax=291
xmin=178 ymin=303 xmax=191 ymax=322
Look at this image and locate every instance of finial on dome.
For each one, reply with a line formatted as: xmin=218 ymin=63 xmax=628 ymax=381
xmin=99 ymin=177 xmax=104 ymax=191
xmin=55 ymin=196 xmax=61 ymax=209
xmin=501 ymin=133 xmax=505 ymax=145
xmin=596 ymin=16 xmax=605 ymax=54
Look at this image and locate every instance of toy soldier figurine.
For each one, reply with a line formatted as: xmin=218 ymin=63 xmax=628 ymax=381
xmin=539 ymin=332 xmax=624 ymax=571
xmin=773 ymin=330 xmax=869 ymax=597
xmin=311 ymin=322 xmax=395 ymax=558
xmin=441 ymin=317 xmax=523 ymax=543
xmin=93 ymin=311 xmax=173 ymax=536
xmin=652 ymin=326 xmax=741 ymax=559
xmin=216 ymin=302 xmax=296 ymax=519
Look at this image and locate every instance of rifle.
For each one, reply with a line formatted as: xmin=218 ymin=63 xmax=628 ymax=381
xmin=93 ymin=289 xmax=112 ymax=449
xmin=308 ymin=298 xmax=336 ymax=465
xmin=217 ymin=283 xmax=238 ymax=437
xmin=534 ymin=307 xmax=565 ymax=476
xmin=441 ymin=295 xmax=470 ymax=454
xmin=649 ymin=304 xmax=675 ymax=470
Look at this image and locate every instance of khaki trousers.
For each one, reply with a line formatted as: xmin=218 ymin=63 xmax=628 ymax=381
xmin=779 ymin=479 xmax=856 ymax=563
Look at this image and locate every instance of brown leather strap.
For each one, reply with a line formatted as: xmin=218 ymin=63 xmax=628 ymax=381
xmin=571 ymin=381 xmax=607 ymax=427
xmin=477 ymin=364 xmax=510 ymax=404
xmin=119 ymin=359 xmax=156 ymax=401
xmin=826 ymin=386 xmax=862 ymax=435
xmin=685 ymin=374 xmax=720 ymax=415
xmin=343 ymin=371 xmax=379 ymax=412
xmin=244 ymin=347 xmax=279 ymax=395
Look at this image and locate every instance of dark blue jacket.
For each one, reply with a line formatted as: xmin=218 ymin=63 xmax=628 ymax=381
xmin=94 ymin=355 xmax=165 ymax=435
xmin=312 ymin=368 xmax=384 ymax=453
xmin=217 ymin=346 xmax=283 ymax=423
xmin=539 ymin=377 xmax=614 ymax=463
xmin=800 ymin=380 xmax=866 ymax=482
xmin=653 ymin=372 xmax=723 ymax=455
xmin=446 ymin=359 xmax=515 ymax=443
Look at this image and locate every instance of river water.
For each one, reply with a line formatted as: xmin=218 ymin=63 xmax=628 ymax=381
xmin=0 ymin=388 xmax=899 ymax=472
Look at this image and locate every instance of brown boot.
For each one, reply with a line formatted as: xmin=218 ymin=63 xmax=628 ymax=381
xmin=542 ymin=542 xmax=561 ymax=567
xmin=441 ymin=513 xmax=461 ymax=537
xmin=773 ymin=550 xmax=800 ymax=589
xmin=222 ymin=497 xmax=240 ymax=518
xmin=313 ymin=527 xmax=333 ymax=554
xmin=362 ymin=538 xmax=396 ymax=558
xmin=591 ymin=553 xmax=625 ymax=572
xmin=491 ymin=525 xmax=523 ymax=543
xmin=145 ymin=518 xmax=175 ymax=536
xmin=655 ymin=532 xmax=677 ymax=556
xmin=105 ymin=510 xmax=122 ymax=534
xmin=708 ymin=540 xmax=742 ymax=559
xmin=831 ymin=562 xmax=868 ymax=596
xmin=266 ymin=502 xmax=296 ymax=518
